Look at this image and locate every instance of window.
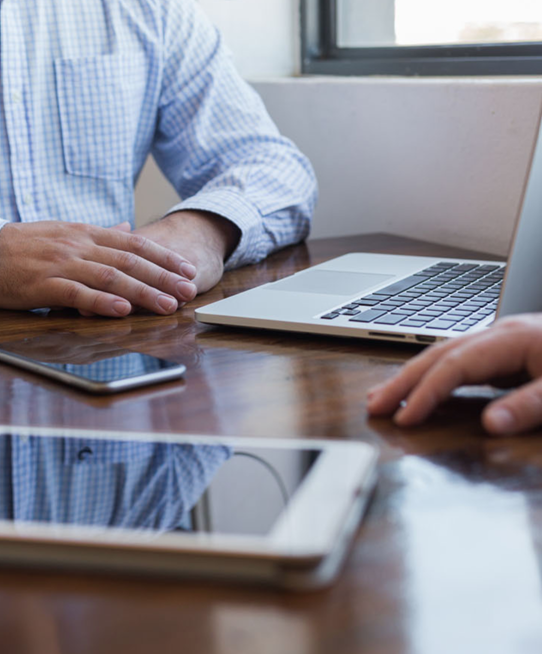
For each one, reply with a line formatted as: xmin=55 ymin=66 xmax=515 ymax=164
xmin=301 ymin=0 xmax=542 ymax=75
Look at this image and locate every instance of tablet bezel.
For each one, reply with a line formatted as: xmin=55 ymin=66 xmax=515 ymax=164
xmin=0 ymin=426 xmax=378 ymax=588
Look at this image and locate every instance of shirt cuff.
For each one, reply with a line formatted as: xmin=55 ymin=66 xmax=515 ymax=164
xmin=165 ymin=189 xmax=264 ymax=270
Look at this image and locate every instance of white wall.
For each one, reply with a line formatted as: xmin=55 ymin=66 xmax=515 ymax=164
xmin=134 ymin=2 xmax=542 ymax=258
xmin=254 ymin=77 xmax=542 ymax=256
xmin=198 ymin=0 xmax=298 ymax=78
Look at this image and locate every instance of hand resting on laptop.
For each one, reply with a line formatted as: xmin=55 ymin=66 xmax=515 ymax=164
xmin=367 ymin=313 xmax=542 ymax=435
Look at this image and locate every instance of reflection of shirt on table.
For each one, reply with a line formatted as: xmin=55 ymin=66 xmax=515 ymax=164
xmin=0 ymin=435 xmax=231 ymax=530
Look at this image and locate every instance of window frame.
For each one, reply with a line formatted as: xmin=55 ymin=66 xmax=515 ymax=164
xmin=301 ymin=0 xmax=542 ymax=76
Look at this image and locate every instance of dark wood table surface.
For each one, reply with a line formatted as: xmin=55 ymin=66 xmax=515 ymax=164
xmin=0 ymin=233 xmax=540 ymax=654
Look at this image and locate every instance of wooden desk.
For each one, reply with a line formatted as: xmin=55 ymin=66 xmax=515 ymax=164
xmin=0 ymin=233 xmax=540 ymax=654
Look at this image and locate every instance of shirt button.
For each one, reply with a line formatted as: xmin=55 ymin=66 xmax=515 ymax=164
xmin=22 ymin=193 xmax=32 ymax=205
xmin=78 ymin=447 xmax=93 ymax=461
xmin=12 ymin=91 xmax=22 ymax=104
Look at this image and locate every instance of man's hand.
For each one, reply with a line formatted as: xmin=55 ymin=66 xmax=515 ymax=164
xmin=0 ymin=221 xmax=198 ymax=317
xmin=367 ymin=314 xmax=542 ymax=435
xmin=134 ymin=210 xmax=240 ymax=295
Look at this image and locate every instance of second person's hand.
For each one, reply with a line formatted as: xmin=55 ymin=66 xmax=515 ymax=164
xmin=367 ymin=314 xmax=542 ymax=436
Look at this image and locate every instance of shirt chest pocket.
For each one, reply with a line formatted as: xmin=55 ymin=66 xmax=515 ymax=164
xmin=54 ymin=53 xmax=145 ymax=180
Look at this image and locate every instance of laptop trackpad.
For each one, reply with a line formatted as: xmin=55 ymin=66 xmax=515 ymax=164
xmin=268 ymin=270 xmax=394 ymax=296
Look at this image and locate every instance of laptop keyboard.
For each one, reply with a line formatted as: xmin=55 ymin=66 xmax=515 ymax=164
xmin=320 ymin=262 xmax=505 ymax=332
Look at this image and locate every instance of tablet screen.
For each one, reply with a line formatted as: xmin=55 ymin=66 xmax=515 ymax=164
xmin=0 ymin=431 xmax=321 ymax=538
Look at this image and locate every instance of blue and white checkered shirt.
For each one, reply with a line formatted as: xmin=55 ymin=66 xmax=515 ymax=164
xmin=0 ymin=0 xmax=317 ymax=269
xmin=0 ymin=433 xmax=232 ymax=530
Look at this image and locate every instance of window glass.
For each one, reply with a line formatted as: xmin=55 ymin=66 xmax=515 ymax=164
xmin=338 ymin=0 xmax=542 ymax=48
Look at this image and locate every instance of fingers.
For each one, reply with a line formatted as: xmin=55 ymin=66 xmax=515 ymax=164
xmin=84 ymin=247 xmax=197 ymax=305
xmin=46 ymin=279 xmax=132 ymax=318
xmin=92 ymin=227 xmax=197 ymax=282
xmin=483 ymin=378 xmax=542 ymax=435
xmin=367 ymin=338 xmax=460 ymax=415
xmin=69 ymin=261 xmax=183 ymax=316
xmin=368 ymin=327 xmax=529 ymax=426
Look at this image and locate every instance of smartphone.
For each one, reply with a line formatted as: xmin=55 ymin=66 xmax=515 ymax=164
xmin=0 ymin=332 xmax=186 ymax=394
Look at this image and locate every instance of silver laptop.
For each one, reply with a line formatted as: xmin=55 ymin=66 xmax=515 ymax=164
xmin=196 ymin=108 xmax=542 ymax=345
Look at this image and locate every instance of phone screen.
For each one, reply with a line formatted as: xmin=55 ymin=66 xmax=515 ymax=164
xmin=0 ymin=333 xmax=184 ymax=384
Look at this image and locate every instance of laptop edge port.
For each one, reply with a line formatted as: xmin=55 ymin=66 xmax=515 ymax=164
xmin=415 ymin=335 xmax=436 ymax=343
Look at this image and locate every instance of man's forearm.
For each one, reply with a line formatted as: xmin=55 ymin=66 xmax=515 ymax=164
xmin=166 ymin=210 xmax=241 ymax=262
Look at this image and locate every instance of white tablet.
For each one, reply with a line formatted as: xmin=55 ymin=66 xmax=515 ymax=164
xmin=0 ymin=426 xmax=378 ymax=590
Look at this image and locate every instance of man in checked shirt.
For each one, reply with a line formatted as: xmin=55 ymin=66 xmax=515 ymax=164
xmin=0 ymin=0 xmax=316 ymax=317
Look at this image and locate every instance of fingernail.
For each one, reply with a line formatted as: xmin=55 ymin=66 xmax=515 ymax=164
xmin=181 ymin=263 xmax=197 ymax=279
xmin=486 ymin=407 xmax=515 ymax=434
xmin=157 ymin=295 xmax=177 ymax=313
xmin=113 ymin=300 xmax=131 ymax=316
xmin=177 ymin=281 xmax=197 ymax=300
xmin=394 ymin=407 xmax=408 ymax=425
xmin=367 ymin=383 xmax=384 ymax=398
xmin=366 ymin=393 xmax=378 ymax=408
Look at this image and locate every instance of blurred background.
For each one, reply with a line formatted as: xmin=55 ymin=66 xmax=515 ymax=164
xmin=135 ymin=0 xmax=542 ymax=256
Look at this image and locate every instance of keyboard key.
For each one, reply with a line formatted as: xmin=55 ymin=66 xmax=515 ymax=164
xmin=353 ymin=299 xmax=381 ymax=306
xmin=452 ymin=325 xmax=471 ymax=332
xmin=374 ymin=302 xmax=401 ymax=310
xmin=415 ymin=269 xmax=442 ymax=278
xmin=349 ymin=309 xmax=388 ymax=323
xmin=391 ymin=308 xmax=418 ymax=316
xmin=321 ymin=313 xmax=340 ymax=320
xmin=459 ymin=303 xmax=483 ymax=310
xmin=371 ymin=275 xmax=428 ymax=296
xmin=403 ymin=303 xmax=428 ymax=311
xmin=432 ymin=304 xmax=459 ymax=311
xmin=374 ymin=313 xmax=409 ymax=325
xmin=400 ymin=320 xmax=428 ymax=328
xmin=421 ymin=309 xmax=445 ymax=316
xmin=426 ymin=319 xmax=458 ymax=330
xmin=408 ymin=314 xmax=435 ymax=322
xmin=384 ymin=299 xmax=408 ymax=306
xmin=439 ymin=314 xmax=464 ymax=322
xmin=395 ymin=294 xmax=419 ymax=302
xmin=342 ymin=309 xmax=361 ymax=316
xmin=359 ymin=294 xmax=389 ymax=301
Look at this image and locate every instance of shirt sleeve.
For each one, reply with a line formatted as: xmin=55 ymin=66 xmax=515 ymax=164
xmin=152 ymin=0 xmax=317 ymax=270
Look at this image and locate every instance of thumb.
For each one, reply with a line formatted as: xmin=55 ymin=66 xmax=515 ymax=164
xmin=483 ymin=377 xmax=542 ymax=435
